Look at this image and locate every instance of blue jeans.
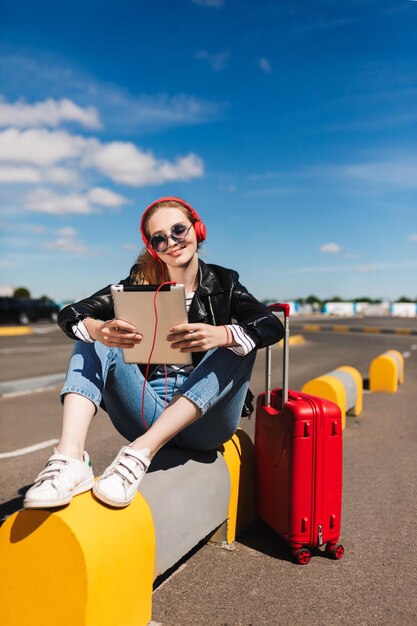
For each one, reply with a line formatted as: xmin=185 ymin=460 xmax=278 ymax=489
xmin=61 ymin=342 xmax=256 ymax=451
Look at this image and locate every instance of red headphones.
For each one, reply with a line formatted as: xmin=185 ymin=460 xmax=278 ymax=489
xmin=140 ymin=196 xmax=207 ymax=259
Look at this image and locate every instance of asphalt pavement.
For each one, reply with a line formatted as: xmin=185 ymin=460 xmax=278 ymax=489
xmin=1 ymin=320 xmax=417 ymax=625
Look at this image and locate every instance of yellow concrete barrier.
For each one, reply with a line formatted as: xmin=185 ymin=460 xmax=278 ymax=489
xmin=302 ymin=375 xmax=347 ymax=430
xmin=303 ymin=324 xmax=321 ymax=332
xmin=277 ymin=334 xmax=305 ymax=347
xmin=0 ymin=431 xmax=255 ymax=625
xmin=0 ymin=489 xmax=155 ymax=626
xmin=332 ymin=325 xmax=350 ymax=333
xmin=369 ymin=350 xmax=404 ymax=393
xmin=301 ymin=366 xmax=363 ymax=430
xmin=219 ymin=430 xmax=255 ymax=544
xmin=0 ymin=326 xmax=33 ymax=336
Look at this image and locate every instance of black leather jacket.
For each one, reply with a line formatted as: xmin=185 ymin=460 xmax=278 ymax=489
xmin=58 ymin=259 xmax=284 ymax=375
xmin=58 ymin=259 xmax=284 ymax=415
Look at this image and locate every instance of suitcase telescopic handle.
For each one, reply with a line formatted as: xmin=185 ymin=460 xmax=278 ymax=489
xmin=265 ymin=303 xmax=290 ymax=410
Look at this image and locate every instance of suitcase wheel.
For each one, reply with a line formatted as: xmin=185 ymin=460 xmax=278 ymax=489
xmin=293 ymin=548 xmax=312 ymax=565
xmin=325 ymin=543 xmax=345 ymax=560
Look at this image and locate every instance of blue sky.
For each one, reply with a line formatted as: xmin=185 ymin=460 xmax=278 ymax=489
xmin=0 ymin=0 xmax=416 ymax=302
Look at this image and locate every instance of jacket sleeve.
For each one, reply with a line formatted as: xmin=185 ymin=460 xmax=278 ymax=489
xmin=57 ymin=277 xmax=129 ymax=340
xmin=229 ymin=272 xmax=285 ymax=349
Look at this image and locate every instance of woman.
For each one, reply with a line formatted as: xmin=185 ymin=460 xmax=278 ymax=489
xmin=23 ymin=197 xmax=284 ymax=509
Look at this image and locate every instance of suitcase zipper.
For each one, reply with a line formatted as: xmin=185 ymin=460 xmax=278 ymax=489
xmin=312 ymin=400 xmax=319 ymax=546
xmin=305 ymin=396 xmax=323 ymax=548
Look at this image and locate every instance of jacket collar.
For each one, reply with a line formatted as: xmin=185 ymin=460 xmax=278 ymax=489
xmin=128 ymin=258 xmax=223 ymax=296
xmin=196 ymin=259 xmax=223 ymax=296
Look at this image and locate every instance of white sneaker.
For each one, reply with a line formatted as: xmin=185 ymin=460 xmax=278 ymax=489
xmin=23 ymin=448 xmax=94 ymax=509
xmin=92 ymin=446 xmax=150 ymax=508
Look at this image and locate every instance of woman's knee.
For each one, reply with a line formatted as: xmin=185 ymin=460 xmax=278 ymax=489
xmin=172 ymin=403 xmax=241 ymax=451
xmin=179 ymin=350 xmax=256 ymax=415
xmin=197 ymin=346 xmax=256 ymax=371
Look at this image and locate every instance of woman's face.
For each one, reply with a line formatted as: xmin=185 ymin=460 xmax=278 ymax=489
xmin=147 ymin=207 xmax=198 ymax=268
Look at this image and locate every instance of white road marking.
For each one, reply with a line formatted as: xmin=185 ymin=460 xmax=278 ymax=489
xmin=32 ymin=326 xmax=60 ymax=334
xmin=402 ymin=351 xmax=411 ymax=359
xmin=0 ymin=439 xmax=59 ymax=459
xmin=0 ymin=345 xmax=70 ymax=354
xmin=0 ymin=386 xmax=62 ymax=399
xmin=0 ymin=373 xmax=65 ymax=397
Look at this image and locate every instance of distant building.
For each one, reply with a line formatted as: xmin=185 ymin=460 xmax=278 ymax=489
xmin=0 ymin=285 xmax=14 ymax=297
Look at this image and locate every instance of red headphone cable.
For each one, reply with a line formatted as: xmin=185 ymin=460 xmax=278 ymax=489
xmin=141 ymin=279 xmax=176 ymax=431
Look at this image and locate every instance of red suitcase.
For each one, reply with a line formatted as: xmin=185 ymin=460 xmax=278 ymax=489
xmin=254 ymin=304 xmax=344 ymax=564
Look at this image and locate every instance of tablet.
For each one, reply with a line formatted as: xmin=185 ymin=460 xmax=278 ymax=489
xmin=111 ymin=284 xmax=192 ymax=365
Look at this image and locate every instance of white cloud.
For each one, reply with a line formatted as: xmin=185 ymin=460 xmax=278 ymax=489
xmin=56 ymin=227 xmax=77 ymax=237
xmin=220 ymin=184 xmax=237 ymax=193
xmin=41 ymin=225 xmax=106 ymax=256
xmin=25 ymin=188 xmax=99 ymax=215
xmin=0 ymin=97 xmax=101 ymax=129
xmin=355 ymin=263 xmax=385 ymax=273
xmin=195 ymin=51 xmax=230 ymax=72
xmin=340 ymin=160 xmax=417 ymax=188
xmin=42 ymin=167 xmax=80 ymax=185
xmin=106 ymin=93 xmax=227 ymax=131
xmin=248 ymin=171 xmax=282 ymax=181
xmin=0 ymin=220 xmax=46 ymax=234
xmin=0 ymin=128 xmax=90 ymax=167
xmin=42 ymin=229 xmax=107 ymax=256
xmin=87 ymin=187 xmax=129 ymax=207
xmin=25 ymin=187 xmax=129 ymax=215
xmin=288 ymin=261 xmax=417 ymax=274
xmin=289 ymin=264 xmax=350 ymax=274
xmin=0 ymin=128 xmax=204 ymax=187
xmin=320 ymin=242 xmax=343 ymax=254
xmin=2 ymin=236 xmax=35 ymax=249
xmin=408 ymin=233 xmax=417 ymax=241
xmin=23 ymin=223 xmax=46 ymax=235
xmin=191 ymin=0 xmax=224 ymax=7
xmin=244 ymin=186 xmax=296 ymax=197
xmin=43 ymin=237 xmax=89 ymax=254
xmin=0 ymin=165 xmax=79 ymax=185
xmin=0 ymin=166 xmax=42 ymax=183
xmin=86 ymin=142 xmax=204 ymax=186
xmin=259 ymin=57 xmax=272 ymax=74
xmin=0 ymin=54 xmax=227 ymax=133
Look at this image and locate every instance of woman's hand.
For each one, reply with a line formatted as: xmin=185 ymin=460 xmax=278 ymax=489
xmin=167 ymin=323 xmax=230 ymax=353
xmin=84 ymin=318 xmax=142 ymax=348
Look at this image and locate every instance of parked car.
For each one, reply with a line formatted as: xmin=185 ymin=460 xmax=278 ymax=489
xmin=0 ymin=297 xmax=59 ymax=325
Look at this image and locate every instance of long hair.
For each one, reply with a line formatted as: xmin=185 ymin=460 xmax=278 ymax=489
xmin=131 ymin=200 xmax=199 ymax=285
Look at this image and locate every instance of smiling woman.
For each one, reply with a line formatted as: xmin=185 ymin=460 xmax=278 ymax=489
xmin=131 ymin=198 xmax=205 ymax=286
xmin=22 ymin=196 xmax=284 ymax=511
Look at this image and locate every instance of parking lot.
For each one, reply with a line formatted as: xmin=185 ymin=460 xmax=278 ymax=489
xmin=1 ymin=320 xmax=417 ymax=625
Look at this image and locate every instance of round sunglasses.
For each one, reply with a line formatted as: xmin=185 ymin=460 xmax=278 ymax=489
xmin=149 ymin=222 xmax=193 ymax=253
